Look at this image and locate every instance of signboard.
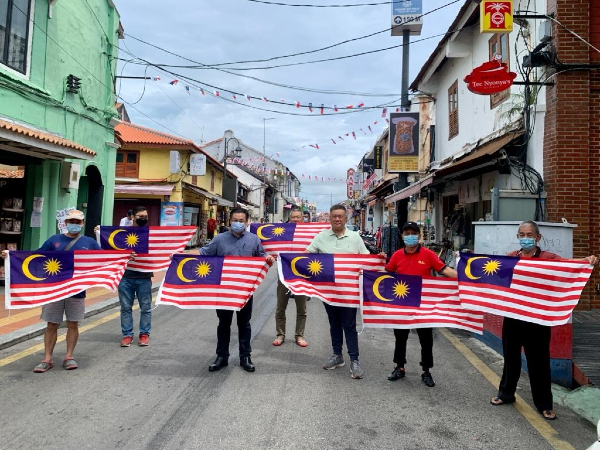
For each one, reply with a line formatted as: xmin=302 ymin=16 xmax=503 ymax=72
xmin=388 ymin=112 xmax=419 ymax=173
xmin=374 ymin=146 xmax=383 ymax=169
xmin=363 ymin=158 xmax=374 ymax=174
xmin=464 ymin=60 xmax=516 ymax=95
xmin=189 ymin=154 xmax=206 ymax=176
xmin=391 ymin=0 xmax=423 ymax=36
xmin=353 ymin=172 xmax=360 ymax=192
xmin=160 ymin=202 xmax=183 ymax=226
xmin=480 ymin=0 xmax=513 ymax=33
xmin=169 ymin=151 xmax=180 ymax=174
xmin=346 ymin=168 xmax=355 ymax=199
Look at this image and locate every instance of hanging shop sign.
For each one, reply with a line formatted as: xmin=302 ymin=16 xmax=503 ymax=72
xmin=388 ymin=112 xmax=419 ymax=173
xmin=391 ymin=0 xmax=423 ymax=36
xmin=464 ymin=60 xmax=517 ymax=95
xmin=374 ymin=146 xmax=383 ymax=169
xmin=347 ymin=168 xmax=355 ymax=199
xmin=480 ymin=0 xmax=513 ymax=33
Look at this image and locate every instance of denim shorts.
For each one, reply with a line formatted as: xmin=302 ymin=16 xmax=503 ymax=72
xmin=40 ymin=297 xmax=85 ymax=323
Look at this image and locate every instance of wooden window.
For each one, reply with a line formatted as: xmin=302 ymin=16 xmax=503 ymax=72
xmin=115 ymin=150 xmax=139 ymax=178
xmin=448 ymin=80 xmax=459 ymax=140
xmin=0 ymin=0 xmax=32 ymax=74
xmin=489 ymin=34 xmax=510 ymax=108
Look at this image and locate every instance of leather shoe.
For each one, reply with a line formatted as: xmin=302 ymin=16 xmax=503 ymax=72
xmin=388 ymin=366 xmax=406 ymax=381
xmin=208 ymin=356 xmax=228 ymax=372
xmin=240 ymin=356 xmax=255 ymax=372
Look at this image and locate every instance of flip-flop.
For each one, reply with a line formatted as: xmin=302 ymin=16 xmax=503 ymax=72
xmin=542 ymin=410 xmax=557 ymax=420
xmin=33 ymin=361 xmax=54 ymax=373
xmin=63 ymin=358 xmax=79 ymax=370
xmin=490 ymin=396 xmax=515 ymax=406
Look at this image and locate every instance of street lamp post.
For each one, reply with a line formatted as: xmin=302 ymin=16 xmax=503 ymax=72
xmin=221 ymin=137 xmax=242 ymax=221
xmin=262 ymin=117 xmax=276 ymax=222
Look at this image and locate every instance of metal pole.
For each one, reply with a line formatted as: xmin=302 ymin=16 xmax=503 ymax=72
xmin=401 ymin=29 xmax=410 ymax=109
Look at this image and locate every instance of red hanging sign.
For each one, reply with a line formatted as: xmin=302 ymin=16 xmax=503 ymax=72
xmin=464 ymin=60 xmax=516 ymax=95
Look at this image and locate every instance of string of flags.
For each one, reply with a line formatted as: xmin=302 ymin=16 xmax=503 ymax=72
xmin=151 ymin=76 xmax=401 ymax=115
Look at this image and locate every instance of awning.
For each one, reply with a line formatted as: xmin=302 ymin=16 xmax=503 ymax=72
xmin=385 ymin=174 xmax=434 ymax=204
xmin=183 ymin=182 xmax=234 ymax=207
xmin=434 ymin=130 xmax=525 ymax=178
xmin=369 ymin=179 xmax=394 ymax=198
xmin=0 ymin=118 xmax=96 ymax=161
xmin=115 ymin=184 xmax=174 ymax=196
xmin=281 ymin=194 xmax=297 ymax=205
xmin=237 ymin=201 xmax=254 ymax=210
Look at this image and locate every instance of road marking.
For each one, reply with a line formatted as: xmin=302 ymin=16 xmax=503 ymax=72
xmin=0 ymin=301 xmax=151 ymax=368
xmin=440 ymin=328 xmax=575 ymax=450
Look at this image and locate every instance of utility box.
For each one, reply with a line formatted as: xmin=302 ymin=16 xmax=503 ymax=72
xmin=60 ymin=162 xmax=80 ymax=189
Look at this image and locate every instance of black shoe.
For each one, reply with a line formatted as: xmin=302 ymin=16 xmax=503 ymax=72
xmin=421 ymin=371 xmax=435 ymax=387
xmin=388 ymin=366 xmax=406 ymax=381
xmin=208 ymin=356 xmax=228 ymax=372
xmin=240 ymin=356 xmax=255 ymax=372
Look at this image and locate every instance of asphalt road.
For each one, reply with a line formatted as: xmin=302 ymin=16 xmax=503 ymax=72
xmin=0 ymin=269 xmax=596 ymax=450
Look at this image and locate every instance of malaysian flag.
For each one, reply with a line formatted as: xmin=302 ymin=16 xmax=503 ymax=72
xmin=457 ymin=254 xmax=593 ymax=326
xmin=99 ymin=226 xmax=197 ymax=272
xmin=156 ymin=254 xmax=270 ymax=310
xmin=360 ymin=271 xmax=483 ymax=333
xmin=5 ymin=250 xmax=130 ymax=309
xmin=249 ymin=222 xmax=330 ymax=255
xmin=278 ymin=253 xmax=386 ymax=307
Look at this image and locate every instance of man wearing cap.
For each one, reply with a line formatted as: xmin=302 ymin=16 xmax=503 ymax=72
xmin=1 ymin=210 xmax=101 ymax=373
xmin=384 ymin=221 xmax=457 ymax=387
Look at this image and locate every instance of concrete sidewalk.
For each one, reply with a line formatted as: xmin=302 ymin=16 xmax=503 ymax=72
xmin=0 ymin=271 xmax=166 ymax=350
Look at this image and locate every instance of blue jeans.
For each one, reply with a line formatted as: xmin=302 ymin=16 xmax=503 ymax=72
xmin=118 ymin=277 xmax=152 ymax=337
xmin=323 ymin=303 xmax=359 ymax=360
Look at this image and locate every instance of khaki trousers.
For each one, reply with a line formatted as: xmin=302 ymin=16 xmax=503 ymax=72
xmin=275 ymin=279 xmax=308 ymax=339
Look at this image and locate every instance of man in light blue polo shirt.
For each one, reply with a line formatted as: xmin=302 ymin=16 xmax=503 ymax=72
xmin=306 ymin=204 xmax=369 ymax=379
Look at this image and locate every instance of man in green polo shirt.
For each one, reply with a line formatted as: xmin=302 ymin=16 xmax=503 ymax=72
xmin=306 ymin=204 xmax=369 ymax=379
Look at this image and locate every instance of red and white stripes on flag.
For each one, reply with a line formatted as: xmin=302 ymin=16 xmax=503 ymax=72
xmin=278 ymin=254 xmax=386 ymax=308
xmin=5 ymin=251 xmax=130 ymax=309
xmin=458 ymin=259 xmax=593 ymax=326
xmin=125 ymin=226 xmax=197 ymax=273
xmin=360 ymin=275 xmax=484 ymax=334
xmin=156 ymin=256 xmax=270 ymax=310
xmin=362 ymin=172 xmax=377 ymax=190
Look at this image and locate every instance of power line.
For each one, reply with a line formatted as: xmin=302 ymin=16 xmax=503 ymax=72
xmin=245 ymin=0 xmax=393 ymax=6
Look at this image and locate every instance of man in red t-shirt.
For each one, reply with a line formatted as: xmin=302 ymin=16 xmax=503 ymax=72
xmin=384 ymin=222 xmax=457 ymax=387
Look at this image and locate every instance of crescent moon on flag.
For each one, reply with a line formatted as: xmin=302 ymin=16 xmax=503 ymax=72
xmin=372 ymin=275 xmax=395 ymax=302
xmin=22 ymin=254 xmax=47 ymax=281
xmin=108 ymin=229 xmax=127 ymax=251
xmin=290 ymin=256 xmax=311 ymax=279
xmin=176 ymin=257 xmax=197 ymax=283
xmin=256 ymin=224 xmax=274 ymax=241
xmin=464 ymin=256 xmax=489 ymax=280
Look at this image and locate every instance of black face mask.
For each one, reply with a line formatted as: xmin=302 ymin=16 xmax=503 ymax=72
xmin=135 ymin=218 xmax=148 ymax=227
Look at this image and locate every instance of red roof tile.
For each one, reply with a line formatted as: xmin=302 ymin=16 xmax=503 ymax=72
xmin=115 ymin=121 xmax=194 ymax=146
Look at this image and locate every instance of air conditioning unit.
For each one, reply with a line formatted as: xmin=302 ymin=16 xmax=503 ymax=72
xmin=60 ymin=162 xmax=81 ymax=189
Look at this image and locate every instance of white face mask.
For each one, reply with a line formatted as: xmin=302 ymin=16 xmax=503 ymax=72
xmin=230 ymin=222 xmax=246 ymax=233
xmin=303 ymin=218 xmax=309 ymax=223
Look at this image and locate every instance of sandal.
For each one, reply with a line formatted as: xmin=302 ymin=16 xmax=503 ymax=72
xmin=490 ymin=396 xmax=515 ymax=406
xmin=295 ymin=337 xmax=308 ymax=347
xmin=33 ymin=360 xmax=54 ymax=373
xmin=542 ymin=410 xmax=557 ymax=420
xmin=63 ymin=358 xmax=79 ymax=370
xmin=272 ymin=336 xmax=284 ymax=346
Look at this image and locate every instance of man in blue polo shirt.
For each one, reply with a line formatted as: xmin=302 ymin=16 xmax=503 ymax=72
xmin=200 ymin=208 xmax=275 ymax=373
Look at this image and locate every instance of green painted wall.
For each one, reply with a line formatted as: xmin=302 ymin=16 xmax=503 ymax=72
xmin=0 ymin=0 xmax=120 ymax=248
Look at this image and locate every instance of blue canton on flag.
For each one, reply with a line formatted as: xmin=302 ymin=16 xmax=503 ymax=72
xmin=99 ymin=226 xmax=150 ymax=254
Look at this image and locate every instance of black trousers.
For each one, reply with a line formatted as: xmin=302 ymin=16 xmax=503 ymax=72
xmin=215 ymin=297 xmax=253 ymax=359
xmin=393 ymin=328 xmax=434 ymax=370
xmin=497 ymin=317 xmax=553 ymax=412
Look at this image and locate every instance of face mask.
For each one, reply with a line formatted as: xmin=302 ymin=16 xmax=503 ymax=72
xmin=519 ymin=237 xmax=536 ymax=250
xmin=230 ymin=222 xmax=246 ymax=233
xmin=303 ymin=218 xmax=309 ymax=223
xmin=66 ymin=224 xmax=82 ymax=234
xmin=135 ymin=218 xmax=148 ymax=227
xmin=403 ymin=235 xmax=419 ymax=247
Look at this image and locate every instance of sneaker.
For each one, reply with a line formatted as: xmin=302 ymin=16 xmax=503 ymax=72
xmin=323 ymin=354 xmax=345 ymax=370
xmin=138 ymin=334 xmax=149 ymax=346
xmin=421 ymin=371 xmax=435 ymax=387
xmin=350 ymin=360 xmax=364 ymax=379
xmin=388 ymin=366 xmax=406 ymax=381
xmin=120 ymin=336 xmax=133 ymax=347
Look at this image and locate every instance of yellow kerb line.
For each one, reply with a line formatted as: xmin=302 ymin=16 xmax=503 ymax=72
xmin=0 ymin=299 xmax=154 ymax=368
xmin=439 ymin=328 xmax=575 ymax=450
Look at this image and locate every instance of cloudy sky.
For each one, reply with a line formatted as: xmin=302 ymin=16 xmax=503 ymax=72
xmin=113 ymin=0 xmax=463 ymax=210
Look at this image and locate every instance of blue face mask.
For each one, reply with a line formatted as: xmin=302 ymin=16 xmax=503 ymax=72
xmin=230 ymin=222 xmax=246 ymax=233
xmin=403 ymin=235 xmax=419 ymax=247
xmin=519 ymin=237 xmax=536 ymax=250
xmin=66 ymin=224 xmax=82 ymax=234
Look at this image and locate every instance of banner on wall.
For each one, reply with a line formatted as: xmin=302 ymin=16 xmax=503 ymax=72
xmin=160 ymin=202 xmax=184 ymax=226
